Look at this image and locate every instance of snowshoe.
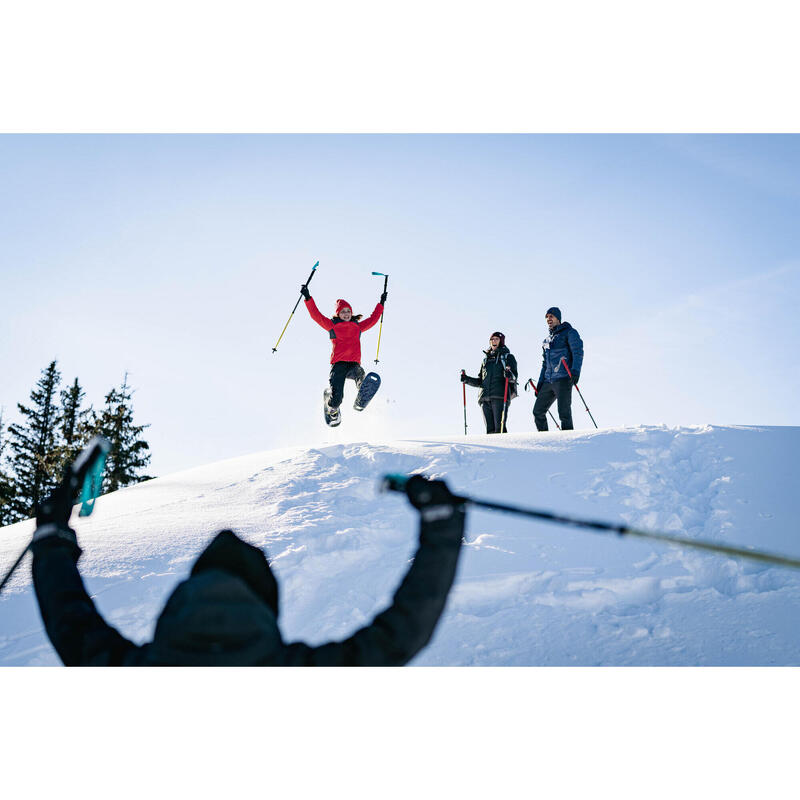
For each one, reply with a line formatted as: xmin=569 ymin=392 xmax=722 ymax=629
xmin=353 ymin=372 xmax=381 ymax=411
xmin=323 ymin=389 xmax=342 ymax=427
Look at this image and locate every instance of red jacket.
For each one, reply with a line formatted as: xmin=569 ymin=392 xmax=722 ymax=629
xmin=305 ymin=296 xmax=384 ymax=364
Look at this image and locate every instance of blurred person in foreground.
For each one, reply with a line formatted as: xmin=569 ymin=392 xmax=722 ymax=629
xmin=30 ymin=469 xmax=465 ymax=666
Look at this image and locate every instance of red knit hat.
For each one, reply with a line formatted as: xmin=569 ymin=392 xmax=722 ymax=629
xmin=336 ymin=299 xmax=352 ymax=316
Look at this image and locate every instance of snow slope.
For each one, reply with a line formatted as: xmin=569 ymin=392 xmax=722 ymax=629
xmin=2 ymin=425 xmax=799 ymax=666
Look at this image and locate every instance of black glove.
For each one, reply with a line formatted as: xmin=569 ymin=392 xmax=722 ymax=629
xmin=571 ymin=372 xmax=580 ymax=386
xmin=405 ymin=475 xmax=464 ymax=510
xmin=504 ymin=366 xmax=514 ymax=378
xmin=380 ymin=291 xmax=387 ymax=305
xmin=460 ymin=371 xmax=468 ymax=383
xmin=36 ymin=480 xmax=75 ymax=529
xmin=31 ymin=480 xmax=80 ymax=552
xmin=300 ymin=284 xmax=311 ymax=300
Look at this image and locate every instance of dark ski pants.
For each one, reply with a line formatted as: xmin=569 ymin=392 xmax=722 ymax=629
xmin=533 ymin=379 xmax=573 ymax=431
xmin=481 ymin=398 xmax=508 ymax=433
xmin=328 ymin=361 xmax=365 ymax=408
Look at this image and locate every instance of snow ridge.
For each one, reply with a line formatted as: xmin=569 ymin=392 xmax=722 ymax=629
xmin=1 ymin=425 xmax=799 ymax=666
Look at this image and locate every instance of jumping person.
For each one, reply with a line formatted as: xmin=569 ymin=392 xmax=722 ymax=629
xmin=533 ymin=307 xmax=584 ymax=431
xmin=461 ymin=332 xmax=518 ymax=433
xmin=30 ymin=468 xmax=466 ymax=666
xmin=301 ymin=284 xmax=385 ymax=424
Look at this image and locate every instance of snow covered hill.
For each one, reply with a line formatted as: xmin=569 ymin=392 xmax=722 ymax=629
xmin=2 ymin=424 xmax=799 ymax=666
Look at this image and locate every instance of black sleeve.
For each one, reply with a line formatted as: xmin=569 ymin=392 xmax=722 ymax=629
xmin=506 ymin=354 xmax=518 ymax=381
xmin=464 ymin=361 xmax=485 ymax=388
xmin=31 ymin=537 xmax=141 ymax=666
xmin=282 ymin=506 xmax=465 ymax=666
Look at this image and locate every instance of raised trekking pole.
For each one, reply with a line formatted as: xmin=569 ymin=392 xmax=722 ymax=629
xmin=272 ymin=261 xmax=319 ymax=354
xmin=560 ymin=358 xmax=598 ymax=429
xmin=461 ymin=371 xmax=468 ymax=435
xmin=372 ymin=271 xmax=389 ymax=363
xmin=0 ymin=436 xmax=111 ymax=596
xmin=381 ymin=473 xmax=800 ymax=571
xmin=525 ymin=378 xmax=561 ymax=430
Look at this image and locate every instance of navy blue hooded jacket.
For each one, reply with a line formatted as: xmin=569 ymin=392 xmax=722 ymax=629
xmin=537 ymin=322 xmax=584 ymax=386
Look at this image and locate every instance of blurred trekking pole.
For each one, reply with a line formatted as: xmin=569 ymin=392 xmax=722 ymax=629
xmin=0 ymin=436 xmax=110 ymax=596
xmin=525 ymin=378 xmax=560 ymax=430
xmin=461 ymin=370 xmax=468 ymax=435
xmin=372 ymin=271 xmax=389 ymax=363
xmin=380 ymin=473 xmax=800 ymax=571
xmin=272 ymin=261 xmax=319 ymax=354
xmin=560 ymin=358 xmax=598 ymax=429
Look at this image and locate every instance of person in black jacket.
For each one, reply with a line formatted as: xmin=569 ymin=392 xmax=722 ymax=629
xmin=30 ymin=473 xmax=466 ymax=666
xmin=461 ymin=331 xmax=518 ymax=433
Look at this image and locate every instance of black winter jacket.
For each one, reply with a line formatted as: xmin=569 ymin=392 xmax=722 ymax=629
xmin=31 ymin=510 xmax=465 ymax=666
xmin=464 ymin=345 xmax=518 ymax=404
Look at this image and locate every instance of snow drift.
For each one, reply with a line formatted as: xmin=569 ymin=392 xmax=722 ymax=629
xmin=2 ymin=424 xmax=799 ymax=666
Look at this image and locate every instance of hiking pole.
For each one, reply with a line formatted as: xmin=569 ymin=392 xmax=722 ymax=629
xmin=525 ymin=378 xmax=560 ymax=430
xmin=372 ymin=271 xmax=389 ymax=363
xmin=500 ymin=374 xmax=510 ymax=433
xmin=381 ymin=473 xmax=800 ymax=571
xmin=461 ymin=371 xmax=468 ymax=435
xmin=272 ymin=261 xmax=319 ymax=354
xmin=0 ymin=436 xmax=110 ymax=596
xmin=560 ymin=358 xmax=597 ymax=429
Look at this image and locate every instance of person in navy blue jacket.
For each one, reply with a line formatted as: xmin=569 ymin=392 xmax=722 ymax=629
xmin=533 ymin=307 xmax=584 ymax=431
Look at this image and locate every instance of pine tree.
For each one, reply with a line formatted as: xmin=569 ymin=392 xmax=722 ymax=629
xmin=8 ymin=360 xmax=63 ymax=519
xmin=0 ymin=409 xmax=18 ymax=527
xmin=58 ymin=377 xmax=93 ymax=475
xmin=95 ymin=374 xmax=153 ymax=493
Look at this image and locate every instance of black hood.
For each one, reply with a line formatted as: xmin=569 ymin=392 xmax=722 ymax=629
xmin=191 ymin=530 xmax=279 ymax=615
xmin=146 ymin=531 xmax=283 ymax=666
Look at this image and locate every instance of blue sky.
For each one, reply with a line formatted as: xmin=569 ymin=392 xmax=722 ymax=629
xmin=2 ymin=134 xmax=798 ymax=476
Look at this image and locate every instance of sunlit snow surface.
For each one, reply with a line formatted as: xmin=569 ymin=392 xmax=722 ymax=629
xmin=2 ymin=425 xmax=799 ymax=666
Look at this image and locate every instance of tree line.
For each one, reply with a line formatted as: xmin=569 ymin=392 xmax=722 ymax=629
xmin=0 ymin=361 xmax=152 ymax=527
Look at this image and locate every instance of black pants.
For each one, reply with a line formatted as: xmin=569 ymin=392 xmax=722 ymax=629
xmin=328 ymin=361 xmax=365 ymax=408
xmin=533 ymin=379 xmax=573 ymax=431
xmin=481 ymin=398 xmax=508 ymax=433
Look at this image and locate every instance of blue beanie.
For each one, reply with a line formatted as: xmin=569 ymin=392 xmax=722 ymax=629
xmin=546 ymin=307 xmax=561 ymax=321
